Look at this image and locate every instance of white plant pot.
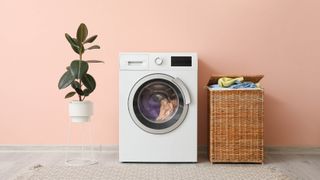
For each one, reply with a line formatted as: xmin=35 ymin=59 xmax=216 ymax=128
xmin=69 ymin=100 xmax=93 ymax=122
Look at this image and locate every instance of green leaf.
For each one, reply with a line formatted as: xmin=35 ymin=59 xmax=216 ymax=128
xmin=58 ymin=70 xmax=75 ymax=89
xmin=84 ymin=35 xmax=97 ymax=44
xmin=82 ymin=74 xmax=96 ymax=92
xmin=70 ymin=60 xmax=89 ymax=79
xmin=65 ymin=34 xmax=80 ymax=54
xmin=75 ymin=88 xmax=84 ymax=95
xmin=77 ymin=23 xmax=88 ymax=42
xmin=71 ymin=38 xmax=85 ymax=54
xmin=83 ymin=89 xmax=91 ymax=96
xmin=86 ymin=60 xmax=104 ymax=63
xmin=70 ymin=44 xmax=80 ymax=54
xmin=86 ymin=45 xmax=100 ymax=50
xmin=65 ymin=33 xmax=78 ymax=47
xmin=71 ymin=81 xmax=81 ymax=89
xmin=65 ymin=92 xmax=76 ymax=99
xmin=79 ymin=43 xmax=85 ymax=54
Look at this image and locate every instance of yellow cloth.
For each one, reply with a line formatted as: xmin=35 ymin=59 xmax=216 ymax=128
xmin=218 ymin=77 xmax=244 ymax=88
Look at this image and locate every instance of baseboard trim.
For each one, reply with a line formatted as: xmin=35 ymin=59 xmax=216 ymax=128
xmin=265 ymin=146 xmax=320 ymax=154
xmin=0 ymin=145 xmax=206 ymax=153
xmin=0 ymin=145 xmax=118 ymax=152
xmin=0 ymin=145 xmax=319 ymax=154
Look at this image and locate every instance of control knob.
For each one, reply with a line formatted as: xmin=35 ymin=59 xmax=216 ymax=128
xmin=154 ymin=57 xmax=163 ymax=65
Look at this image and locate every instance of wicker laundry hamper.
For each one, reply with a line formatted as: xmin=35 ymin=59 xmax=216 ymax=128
xmin=207 ymin=75 xmax=264 ymax=163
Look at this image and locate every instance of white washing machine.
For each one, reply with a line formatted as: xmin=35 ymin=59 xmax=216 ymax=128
xmin=119 ymin=52 xmax=197 ymax=162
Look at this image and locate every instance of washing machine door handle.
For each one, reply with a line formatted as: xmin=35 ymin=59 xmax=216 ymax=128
xmin=172 ymin=77 xmax=191 ymax=105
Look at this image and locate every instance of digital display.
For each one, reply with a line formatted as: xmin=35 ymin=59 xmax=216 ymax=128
xmin=171 ymin=56 xmax=192 ymax=66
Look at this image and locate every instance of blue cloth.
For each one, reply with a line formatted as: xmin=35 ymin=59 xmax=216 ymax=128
xmin=209 ymin=82 xmax=257 ymax=89
xmin=209 ymin=84 xmax=221 ymax=89
xmin=230 ymin=82 xmax=257 ymax=89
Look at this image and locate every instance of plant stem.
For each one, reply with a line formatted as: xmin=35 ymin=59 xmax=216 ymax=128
xmin=79 ymin=49 xmax=83 ymax=101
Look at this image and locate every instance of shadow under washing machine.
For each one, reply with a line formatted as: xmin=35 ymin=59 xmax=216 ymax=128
xmin=119 ymin=52 xmax=198 ymax=162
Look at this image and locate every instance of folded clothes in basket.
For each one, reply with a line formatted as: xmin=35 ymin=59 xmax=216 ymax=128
xmin=209 ymin=77 xmax=260 ymax=90
xmin=218 ymin=77 xmax=244 ymax=87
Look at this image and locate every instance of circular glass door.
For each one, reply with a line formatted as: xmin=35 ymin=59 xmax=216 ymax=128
xmin=128 ymin=74 xmax=189 ymax=134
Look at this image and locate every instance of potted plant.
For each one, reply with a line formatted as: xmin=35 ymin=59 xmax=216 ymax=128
xmin=58 ymin=23 xmax=103 ymax=122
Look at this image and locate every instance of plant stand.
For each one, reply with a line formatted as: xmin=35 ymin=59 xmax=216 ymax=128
xmin=65 ymin=120 xmax=98 ymax=166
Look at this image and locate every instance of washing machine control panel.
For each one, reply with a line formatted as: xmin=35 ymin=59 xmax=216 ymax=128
xmin=151 ymin=55 xmax=193 ymax=68
xmin=120 ymin=53 xmax=197 ymax=71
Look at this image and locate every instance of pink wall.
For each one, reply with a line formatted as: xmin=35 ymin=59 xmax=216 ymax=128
xmin=1 ymin=0 xmax=320 ymax=146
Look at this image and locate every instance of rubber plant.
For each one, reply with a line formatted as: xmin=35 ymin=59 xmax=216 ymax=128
xmin=58 ymin=23 xmax=103 ymax=101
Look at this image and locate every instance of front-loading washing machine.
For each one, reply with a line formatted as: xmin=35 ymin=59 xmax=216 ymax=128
xmin=119 ymin=52 xmax=197 ymax=162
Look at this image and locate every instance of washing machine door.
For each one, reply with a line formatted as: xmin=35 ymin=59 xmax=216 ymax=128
xmin=128 ymin=73 xmax=191 ymax=134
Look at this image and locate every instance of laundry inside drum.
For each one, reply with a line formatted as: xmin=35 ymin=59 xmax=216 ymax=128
xmin=138 ymin=81 xmax=179 ymax=123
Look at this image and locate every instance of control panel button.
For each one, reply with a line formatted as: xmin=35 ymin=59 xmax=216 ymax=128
xmin=154 ymin=57 xmax=163 ymax=65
